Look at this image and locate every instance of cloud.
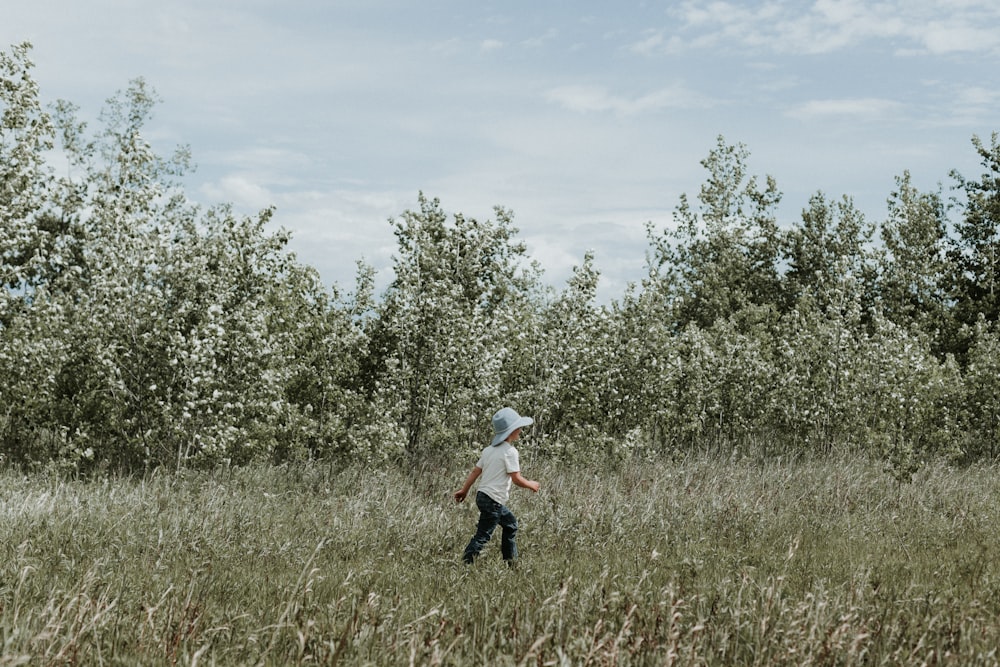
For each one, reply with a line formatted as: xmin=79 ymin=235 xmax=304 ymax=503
xmin=646 ymin=0 xmax=1000 ymax=56
xmin=630 ymin=31 xmax=666 ymax=56
xmin=199 ymin=175 xmax=274 ymax=212
xmin=923 ymin=84 xmax=1000 ymax=127
xmin=545 ymin=84 xmax=712 ymax=115
xmin=212 ymin=147 xmax=312 ymax=173
xmin=194 ymin=148 xmax=319 ymax=213
xmin=918 ymin=21 xmax=1000 ymax=54
xmin=430 ymin=37 xmax=463 ymax=56
xmin=786 ymin=97 xmax=902 ymax=121
xmin=520 ymin=28 xmax=559 ymax=49
xmin=952 ymin=85 xmax=1000 ymax=108
xmin=200 ymin=184 xmax=411 ymax=291
xmin=7 ymin=0 xmax=995 ymax=304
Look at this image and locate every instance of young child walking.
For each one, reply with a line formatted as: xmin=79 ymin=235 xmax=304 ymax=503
xmin=454 ymin=407 xmax=541 ymax=565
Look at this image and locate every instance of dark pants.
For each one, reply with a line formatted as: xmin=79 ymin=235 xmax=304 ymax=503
xmin=463 ymin=491 xmax=518 ymax=563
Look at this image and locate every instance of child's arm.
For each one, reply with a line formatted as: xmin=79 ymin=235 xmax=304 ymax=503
xmin=454 ymin=466 xmax=482 ymax=503
xmin=510 ymin=471 xmax=540 ymax=493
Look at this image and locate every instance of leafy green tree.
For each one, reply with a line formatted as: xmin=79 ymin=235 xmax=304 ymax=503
xmin=963 ymin=319 xmax=1000 ymax=458
xmin=781 ymin=192 xmax=875 ymax=316
xmin=1 ymin=45 xmax=334 ymax=470
xmin=365 ymin=194 xmax=539 ymax=455
xmin=877 ymin=171 xmax=952 ymax=354
xmin=671 ymin=318 xmax=774 ymax=450
xmin=646 ymin=136 xmax=783 ymax=330
xmin=850 ymin=314 xmax=964 ymax=474
xmin=0 ymin=42 xmax=55 ymax=298
xmin=947 ymin=133 xmax=1000 ymax=361
xmin=49 ymin=78 xmax=195 ymax=468
xmin=609 ymin=285 xmax=675 ymax=448
xmin=280 ymin=262 xmax=386 ymax=462
xmin=0 ymin=42 xmax=76 ymax=463
xmin=534 ymin=252 xmax=619 ymax=444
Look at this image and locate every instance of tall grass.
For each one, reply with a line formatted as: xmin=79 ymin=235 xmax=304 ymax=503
xmin=2 ymin=455 xmax=1000 ymax=665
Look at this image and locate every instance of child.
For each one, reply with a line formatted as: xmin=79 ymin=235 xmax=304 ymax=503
xmin=454 ymin=407 xmax=541 ymax=565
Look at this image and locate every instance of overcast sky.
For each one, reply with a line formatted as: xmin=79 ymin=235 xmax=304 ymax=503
xmin=5 ymin=1 xmax=1000 ymax=301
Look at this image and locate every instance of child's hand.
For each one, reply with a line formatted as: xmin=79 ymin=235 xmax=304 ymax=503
xmin=528 ymin=480 xmax=540 ymax=493
xmin=454 ymin=490 xmax=467 ymax=503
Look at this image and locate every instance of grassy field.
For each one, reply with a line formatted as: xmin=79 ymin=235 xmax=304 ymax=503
xmin=2 ymin=454 xmax=1000 ymax=665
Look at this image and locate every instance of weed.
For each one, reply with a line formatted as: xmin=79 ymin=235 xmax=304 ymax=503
xmin=1 ymin=456 xmax=999 ymax=664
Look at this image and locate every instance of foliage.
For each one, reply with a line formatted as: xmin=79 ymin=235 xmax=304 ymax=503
xmin=1 ymin=45 xmax=352 ymax=471
xmin=645 ymin=135 xmax=783 ymax=330
xmin=878 ymin=171 xmax=952 ymax=351
xmin=948 ymin=132 xmax=1000 ymax=357
xmin=962 ymin=319 xmax=1000 ymax=459
xmin=362 ymin=193 xmax=542 ymax=456
xmin=5 ymin=42 xmax=1000 ymax=469
xmin=782 ymin=191 xmax=876 ymax=317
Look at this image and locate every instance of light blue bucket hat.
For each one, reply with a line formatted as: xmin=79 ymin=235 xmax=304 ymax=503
xmin=490 ymin=407 xmax=534 ymax=447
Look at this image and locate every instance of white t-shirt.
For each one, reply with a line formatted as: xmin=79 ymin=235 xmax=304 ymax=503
xmin=476 ymin=442 xmax=520 ymax=505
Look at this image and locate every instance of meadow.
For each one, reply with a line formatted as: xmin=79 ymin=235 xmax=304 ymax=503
xmin=2 ymin=454 xmax=1000 ymax=666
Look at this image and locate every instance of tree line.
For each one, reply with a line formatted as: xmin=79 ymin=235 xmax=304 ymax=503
xmin=3 ymin=42 xmax=1000 ymax=475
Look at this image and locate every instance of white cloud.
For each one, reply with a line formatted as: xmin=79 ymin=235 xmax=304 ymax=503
xmin=918 ymin=21 xmax=1000 ymax=54
xmin=520 ymin=28 xmax=559 ymax=49
xmin=199 ymin=176 xmax=274 ymax=212
xmin=653 ymin=0 xmax=1000 ymax=56
xmin=212 ymin=147 xmax=312 ymax=174
xmin=480 ymin=39 xmax=504 ymax=52
xmin=923 ymin=84 xmax=1000 ymax=127
xmin=630 ymin=31 xmax=665 ymax=56
xmin=430 ymin=37 xmax=464 ymax=56
xmin=953 ymin=86 xmax=1000 ymax=108
xmin=786 ymin=97 xmax=902 ymax=120
xmin=546 ymin=84 xmax=712 ymax=115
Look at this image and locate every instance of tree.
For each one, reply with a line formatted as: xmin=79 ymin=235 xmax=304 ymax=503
xmin=1 ymin=46 xmax=329 ymax=470
xmin=281 ymin=262 xmax=382 ymax=461
xmin=781 ymin=192 xmax=875 ymax=316
xmin=646 ymin=136 xmax=783 ymax=330
xmin=0 ymin=42 xmax=73 ymax=464
xmin=1 ymin=42 xmax=58 ymax=301
xmin=365 ymin=194 xmax=539 ymax=455
xmin=535 ymin=252 xmax=614 ymax=441
xmin=878 ymin=171 xmax=952 ymax=354
xmin=947 ymin=133 xmax=1000 ymax=361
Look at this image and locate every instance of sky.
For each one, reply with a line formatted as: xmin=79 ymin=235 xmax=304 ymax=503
xmin=4 ymin=1 xmax=1000 ymax=301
